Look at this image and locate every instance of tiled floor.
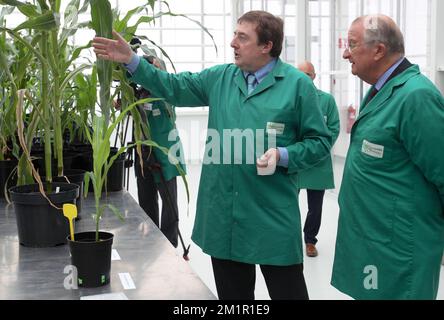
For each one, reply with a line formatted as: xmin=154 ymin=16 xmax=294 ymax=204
xmin=128 ymin=163 xmax=444 ymax=300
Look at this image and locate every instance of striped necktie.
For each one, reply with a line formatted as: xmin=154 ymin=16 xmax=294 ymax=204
xmin=246 ymin=73 xmax=257 ymax=95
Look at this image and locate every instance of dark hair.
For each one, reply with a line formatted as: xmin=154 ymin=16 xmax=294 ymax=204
xmin=237 ymin=11 xmax=284 ymax=58
xmin=130 ymin=37 xmax=142 ymax=46
xmin=130 ymin=38 xmax=142 ymax=54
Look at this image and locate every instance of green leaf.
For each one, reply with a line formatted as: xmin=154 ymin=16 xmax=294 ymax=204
xmin=14 ymin=12 xmax=60 ymax=32
xmin=90 ymin=0 xmax=112 ymax=38
xmin=54 ymin=0 xmax=61 ymax=12
xmin=90 ymin=0 xmax=113 ymax=128
xmin=0 ymin=0 xmax=27 ymax=5
xmin=125 ymin=16 xmax=154 ymax=37
xmin=0 ymin=27 xmax=49 ymax=69
xmin=114 ymin=5 xmax=147 ymax=33
xmin=60 ymin=64 xmax=91 ymax=92
xmin=36 ymin=0 xmax=49 ymax=11
xmin=78 ymin=0 xmax=90 ymax=14
xmin=0 ymin=6 xmax=15 ymax=23
xmin=138 ymin=36 xmax=177 ymax=73
xmin=148 ymin=0 xmax=155 ymax=10
xmin=0 ymin=0 xmax=39 ymax=17
xmin=65 ymin=41 xmax=91 ymax=69
xmin=83 ymin=171 xmax=92 ymax=196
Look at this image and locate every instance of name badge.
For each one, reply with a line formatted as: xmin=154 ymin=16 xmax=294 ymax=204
xmin=266 ymin=122 xmax=285 ymax=135
xmin=143 ymin=103 xmax=153 ymax=111
xmin=362 ymin=140 xmax=384 ymax=159
xmin=152 ymin=109 xmax=161 ymax=117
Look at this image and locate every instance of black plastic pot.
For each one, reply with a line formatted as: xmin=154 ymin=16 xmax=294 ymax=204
xmin=0 ymin=159 xmax=17 ymax=199
xmin=32 ymin=151 xmax=77 ymax=175
xmin=9 ymin=183 xmax=79 ymax=247
xmin=106 ymin=148 xmax=126 ymax=192
xmin=44 ymin=169 xmax=86 ymax=216
xmin=68 ymin=231 xmax=114 ymax=288
xmin=70 ymin=143 xmax=93 ymax=172
xmin=75 ymin=146 xmax=126 ymax=193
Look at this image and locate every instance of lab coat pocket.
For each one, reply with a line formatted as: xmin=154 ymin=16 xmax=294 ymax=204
xmin=354 ymin=136 xmax=393 ymax=170
xmin=350 ymin=195 xmax=397 ymax=244
xmin=253 ymin=107 xmax=295 ymax=140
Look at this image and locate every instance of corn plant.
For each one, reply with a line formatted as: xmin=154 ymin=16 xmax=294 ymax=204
xmin=0 ymin=0 xmax=92 ymax=186
xmin=63 ymin=66 xmax=98 ymax=145
xmin=83 ymin=98 xmax=187 ymax=241
xmin=91 ymin=0 xmax=215 ymax=177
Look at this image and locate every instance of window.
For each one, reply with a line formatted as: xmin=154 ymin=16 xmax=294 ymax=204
xmin=118 ymin=0 xmax=232 ymax=72
xmin=235 ymin=0 xmax=297 ymax=65
xmin=308 ymin=0 xmax=432 ymax=158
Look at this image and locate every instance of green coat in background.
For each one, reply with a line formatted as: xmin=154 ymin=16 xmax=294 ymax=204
xmin=331 ymin=65 xmax=444 ymax=300
xmin=297 ymin=90 xmax=340 ymax=190
xmin=130 ymin=58 xmax=332 ymax=266
xmin=141 ymin=100 xmax=186 ymax=182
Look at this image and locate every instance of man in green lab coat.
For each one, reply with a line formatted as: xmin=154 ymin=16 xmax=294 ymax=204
xmin=93 ymin=11 xmax=331 ymax=300
xmin=331 ymin=14 xmax=444 ymax=300
xmin=297 ymin=61 xmax=340 ymax=258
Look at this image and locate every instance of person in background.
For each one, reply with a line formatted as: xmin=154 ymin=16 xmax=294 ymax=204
xmin=93 ymin=11 xmax=332 ymax=300
xmin=297 ymin=61 xmax=340 ymax=258
xmin=118 ymin=38 xmax=186 ymax=248
xmin=332 ymin=14 xmax=444 ymax=300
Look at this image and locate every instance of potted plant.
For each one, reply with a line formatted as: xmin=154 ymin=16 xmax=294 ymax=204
xmin=67 ymin=100 xmax=167 ymax=287
xmin=64 ymin=0 xmax=140 ymax=287
xmin=0 ymin=23 xmax=80 ymax=247
xmin=1 ymin=0 xmax=90 ymax=246
xmin=66 ymin=0 xmax=193 ymax=286
xmin=8 ymin=90 xmax=80 ymax=247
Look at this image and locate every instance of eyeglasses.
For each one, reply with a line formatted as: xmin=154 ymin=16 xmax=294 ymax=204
xmin=344 ymin=41 xmax=360 ymax=52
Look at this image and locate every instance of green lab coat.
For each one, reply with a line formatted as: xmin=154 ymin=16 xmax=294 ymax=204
xmin=297 ymin=90 xmax=340 ymax=190
xmin=331 ymin=65 xmax=444 ymax=299
xmin=143 ymin=100 xmax=186 ymax=182
xmin=131 ymin=58 xmax=331 ymax=265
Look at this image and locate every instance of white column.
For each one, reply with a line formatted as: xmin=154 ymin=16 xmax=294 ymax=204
xmin=295 ymin=0 xmax=309 ymax=63
xmin=430 ymin=0 xmax=444 ymax=95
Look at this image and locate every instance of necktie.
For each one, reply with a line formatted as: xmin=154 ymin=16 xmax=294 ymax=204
xmin=365 ymin=87 xmax=379 ymax=106
xmin=246 ymin=73 xmax=257 ymax=95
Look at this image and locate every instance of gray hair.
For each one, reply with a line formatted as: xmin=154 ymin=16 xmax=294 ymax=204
xmin=354 ymin=15 xmax=405 ymax=55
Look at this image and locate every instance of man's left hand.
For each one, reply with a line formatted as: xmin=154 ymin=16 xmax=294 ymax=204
xmin=256 ymin=148 xmax=280 ymax=176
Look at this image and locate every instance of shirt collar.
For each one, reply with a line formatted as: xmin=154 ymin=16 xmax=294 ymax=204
xmin=243 ymin=58 xmax=278 ymax=84
xmin=375 ymin=57 xmax=405 ymax=91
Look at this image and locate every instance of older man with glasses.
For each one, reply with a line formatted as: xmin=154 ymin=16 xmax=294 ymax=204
xmin=331 ymin=14 xmax=444 ymax=300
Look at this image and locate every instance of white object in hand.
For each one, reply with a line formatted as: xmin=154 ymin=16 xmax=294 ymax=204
xmin=257 ymin=154 xmax=277 ymax=176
